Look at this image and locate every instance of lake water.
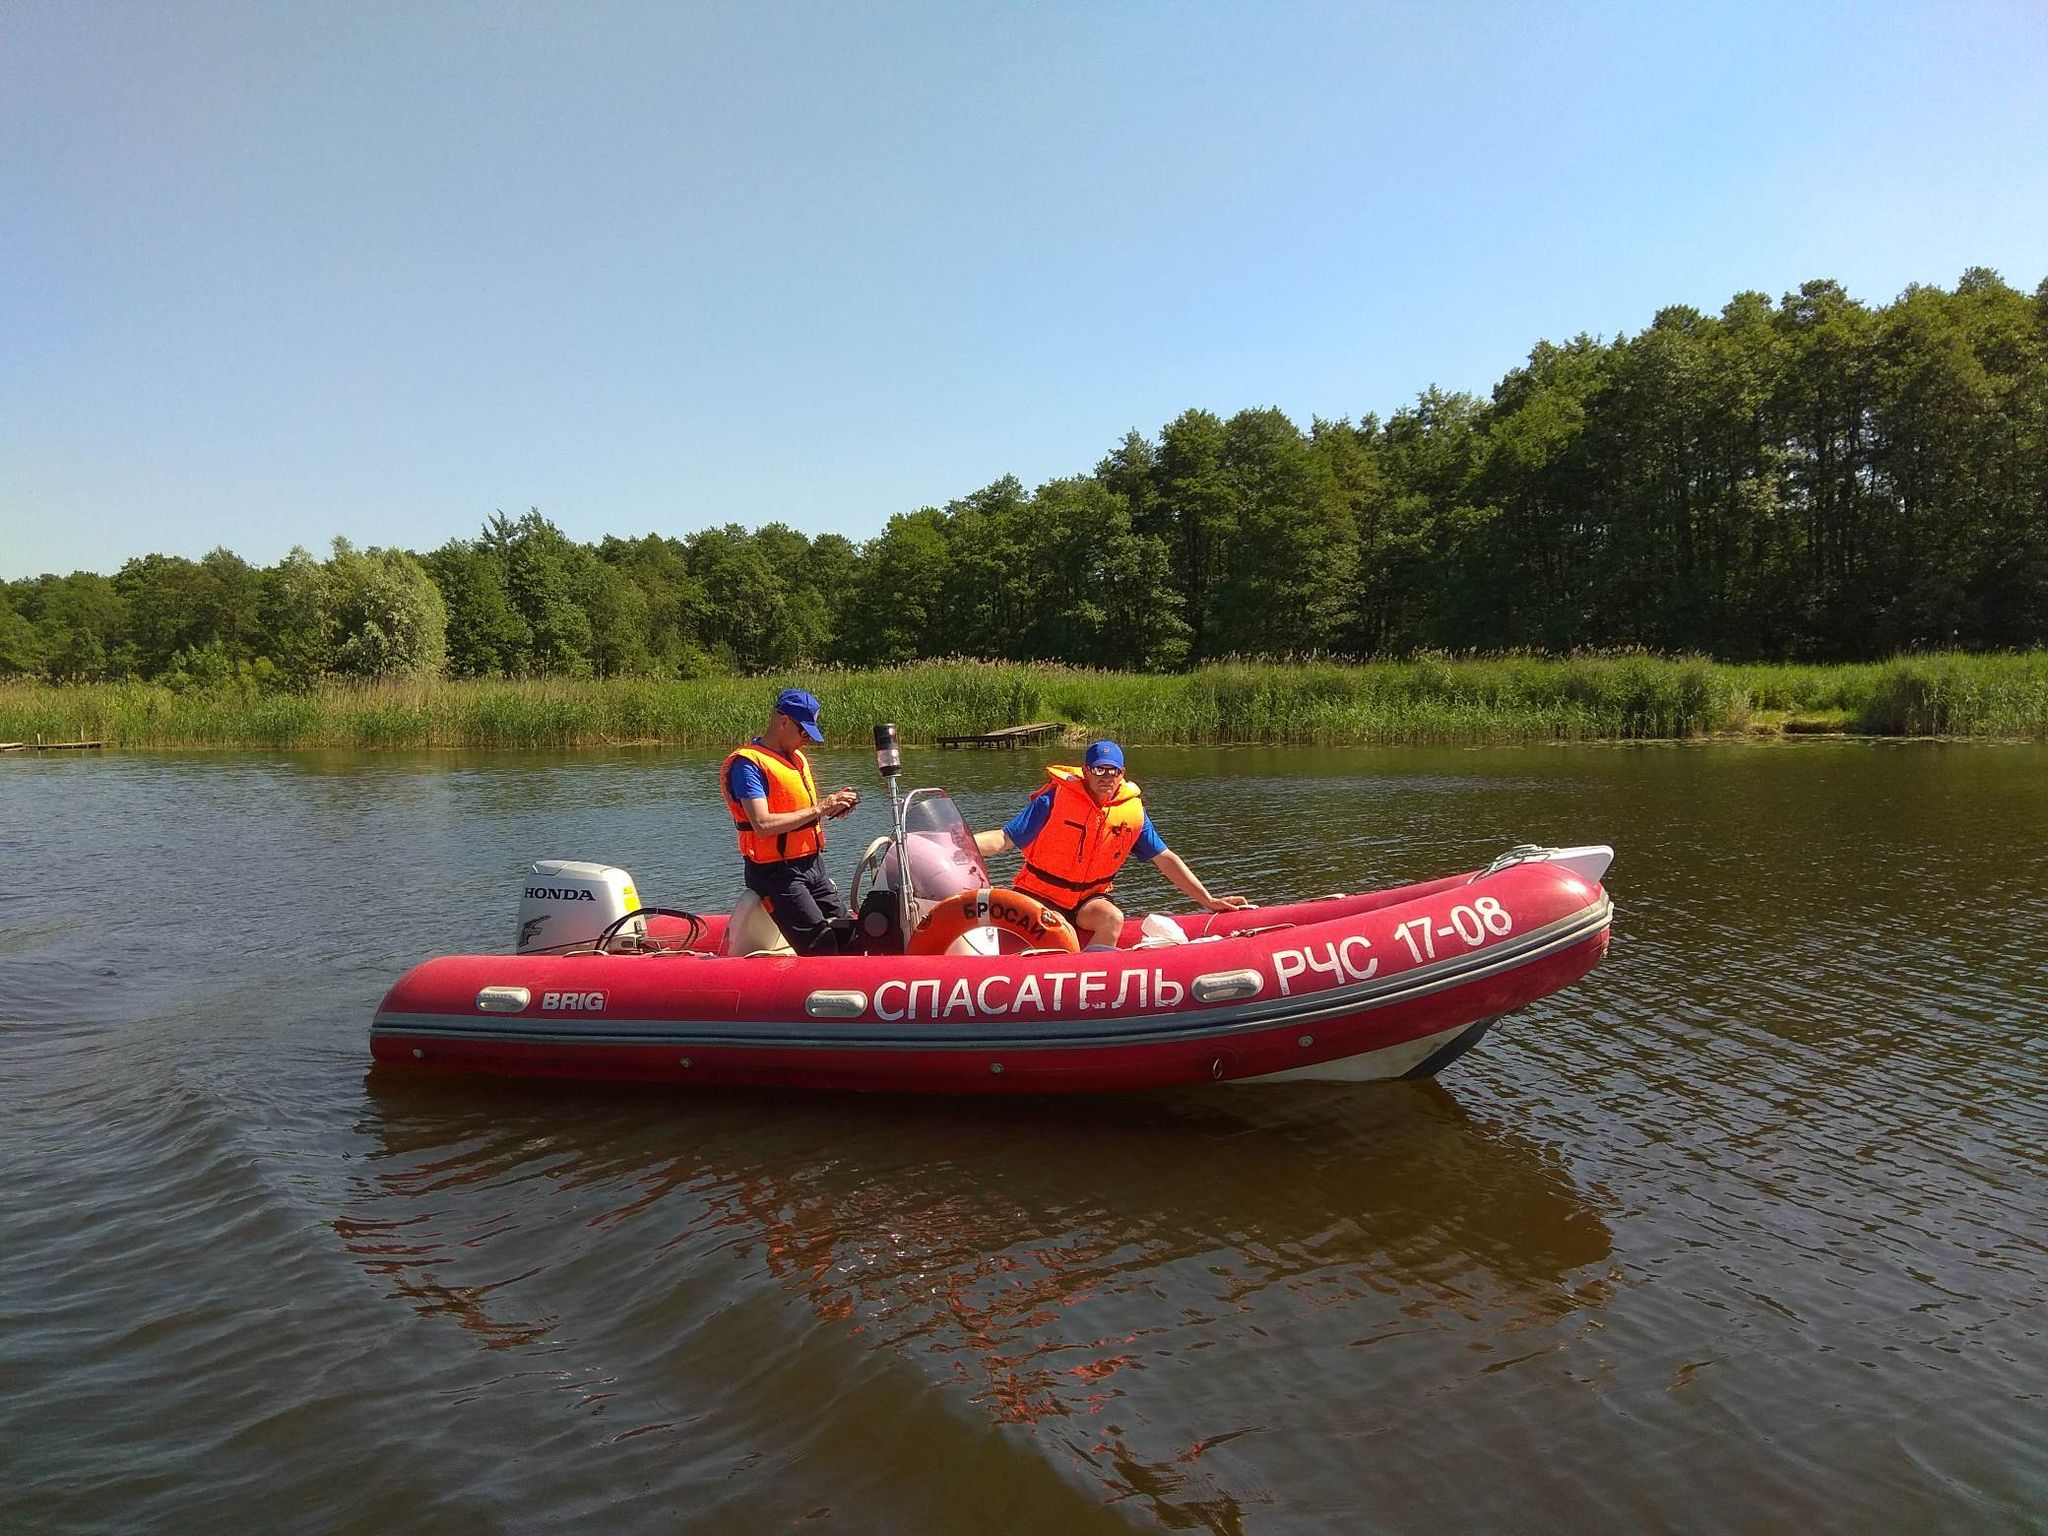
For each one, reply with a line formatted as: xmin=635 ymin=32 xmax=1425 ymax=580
xmin=2 ymin=741 xmax=2043 ymax=1533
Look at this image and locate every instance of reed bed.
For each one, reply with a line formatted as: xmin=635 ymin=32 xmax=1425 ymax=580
xmin=1 ymin=653 xmax=2042 ymax=751
xmin=1724 ymin=653 xmax=2048 ymax=735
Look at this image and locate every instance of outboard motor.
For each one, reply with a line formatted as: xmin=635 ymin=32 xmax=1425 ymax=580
xmin=516 ymin=859 xmax=644 ymax=954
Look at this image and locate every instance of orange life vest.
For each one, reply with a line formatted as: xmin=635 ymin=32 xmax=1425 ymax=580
xmin=720 ymin=742 xmax=823 ymax=863
xmin=1013 ymin=765 xmax=1146 ymax=909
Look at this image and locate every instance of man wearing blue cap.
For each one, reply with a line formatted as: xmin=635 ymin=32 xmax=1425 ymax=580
xmin=974 ymin=740 xmax=1247 ymax=948
xmin=718 ymin=688 xmax=861 ymax=953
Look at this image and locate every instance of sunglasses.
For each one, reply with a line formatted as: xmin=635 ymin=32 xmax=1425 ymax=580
xmin=1086 ymin=763 xmax=1122 ymax=776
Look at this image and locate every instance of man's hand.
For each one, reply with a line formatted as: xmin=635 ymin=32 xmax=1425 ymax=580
xmin=821 ymin=786 xmax=860 ymax=819
xmin=1202 ymin=893 xmax=1252 ymax=912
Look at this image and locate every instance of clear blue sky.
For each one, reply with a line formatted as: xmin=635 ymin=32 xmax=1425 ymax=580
xmin=4 ymin=0 xmax=2044 ymax=580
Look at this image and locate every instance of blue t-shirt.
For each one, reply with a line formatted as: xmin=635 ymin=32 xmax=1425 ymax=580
xmin=726 ymin=740 xmax=790 ymax=805
xmin=1004 ymin=788 xmax=1166 ymax=861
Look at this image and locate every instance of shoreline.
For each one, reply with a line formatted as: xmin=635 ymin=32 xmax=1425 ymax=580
xmin=8 ymin=729 xmax=2039 ymax=761
xmin=3 ymin=654 xmax=2042 ymax=750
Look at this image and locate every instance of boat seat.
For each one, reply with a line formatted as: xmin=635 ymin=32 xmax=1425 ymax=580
xmin=721 ymin=894 xmax=795 ymax=957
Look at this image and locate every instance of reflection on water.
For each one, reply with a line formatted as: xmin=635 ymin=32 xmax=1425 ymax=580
xmin=340 ymin=1078 xmax=1612 ymax=1527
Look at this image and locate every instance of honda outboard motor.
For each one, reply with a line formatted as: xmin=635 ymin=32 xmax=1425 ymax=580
xmin=516 ymin=860 xmax=644 ymax=954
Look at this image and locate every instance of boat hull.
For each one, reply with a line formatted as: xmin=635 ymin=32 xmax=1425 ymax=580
xmin=371 ymin=858 xmax=1613 ymax=1095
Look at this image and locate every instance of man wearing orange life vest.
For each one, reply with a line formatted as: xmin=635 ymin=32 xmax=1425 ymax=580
xmin=973 ymin=740 xmax=1248 ymax=949
xmin=719 ymin=688 xmax=861 ymax=954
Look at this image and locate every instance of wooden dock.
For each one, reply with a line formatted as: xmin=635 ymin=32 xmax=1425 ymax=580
xmin=934 ymin=722 xmax=1061 ymax=750
xmin=1 ymin=740 xmax=105 ymax=752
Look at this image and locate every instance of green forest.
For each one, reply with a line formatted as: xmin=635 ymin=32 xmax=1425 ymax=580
xmin=5 ymin=272 xmax=2043 ymax=689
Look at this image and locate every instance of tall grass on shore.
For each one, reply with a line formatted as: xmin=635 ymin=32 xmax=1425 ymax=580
xmin=1728 ymin=653 xmax=2048 ymax=736
xmin=1 ymin=654 xmax=2042 ymax=751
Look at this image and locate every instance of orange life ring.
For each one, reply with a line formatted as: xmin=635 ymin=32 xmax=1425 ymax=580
xmin=905 ymin=887 xmax=1081 ymax=957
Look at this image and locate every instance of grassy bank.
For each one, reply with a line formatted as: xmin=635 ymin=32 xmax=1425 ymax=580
xmin=1 ymin=654 xmax=2043 ymax=751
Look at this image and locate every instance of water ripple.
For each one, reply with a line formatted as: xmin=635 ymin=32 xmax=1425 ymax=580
xmin=1 ymin=744 xmax=2043 ymax=1532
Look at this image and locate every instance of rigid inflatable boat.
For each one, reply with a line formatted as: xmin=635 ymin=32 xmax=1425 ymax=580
xmin=371 ymin=752 xmax=1615 ymax=1094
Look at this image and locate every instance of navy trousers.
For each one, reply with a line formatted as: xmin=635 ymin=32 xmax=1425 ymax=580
xmin=742 ymin=853 xmax=850 ymax=955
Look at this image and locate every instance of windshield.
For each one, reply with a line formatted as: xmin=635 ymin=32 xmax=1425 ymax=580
xmin=883 ymin=791 xmax=990 ymax=902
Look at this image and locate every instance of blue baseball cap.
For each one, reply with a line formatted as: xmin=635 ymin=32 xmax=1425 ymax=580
xmin=1084 ymin=740 xmax=1124 ymax=771
xmin=776 ymin=688 xmax=825 ymax=742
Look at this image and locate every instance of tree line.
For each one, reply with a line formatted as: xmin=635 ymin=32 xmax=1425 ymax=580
xmin=5 ymin=270 xmax=2042 ymax=687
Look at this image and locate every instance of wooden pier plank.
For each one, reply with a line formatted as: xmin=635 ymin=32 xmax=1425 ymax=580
xmin=934 ymin=721 xmax=1062 ymax=749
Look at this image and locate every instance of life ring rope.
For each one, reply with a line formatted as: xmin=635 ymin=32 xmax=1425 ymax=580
xmin=905 ymin=887 xmax=1081 ymax=957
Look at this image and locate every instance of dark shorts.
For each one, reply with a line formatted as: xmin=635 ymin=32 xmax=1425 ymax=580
xmin=1036 ymin=889 xmax=1116 ymax=927
xmin=743 ymin=854 xmax=850 ymax=955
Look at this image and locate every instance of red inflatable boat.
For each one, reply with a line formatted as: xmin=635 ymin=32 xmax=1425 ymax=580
xmin=371 ymin=784 xmax=1614 ymax=1095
